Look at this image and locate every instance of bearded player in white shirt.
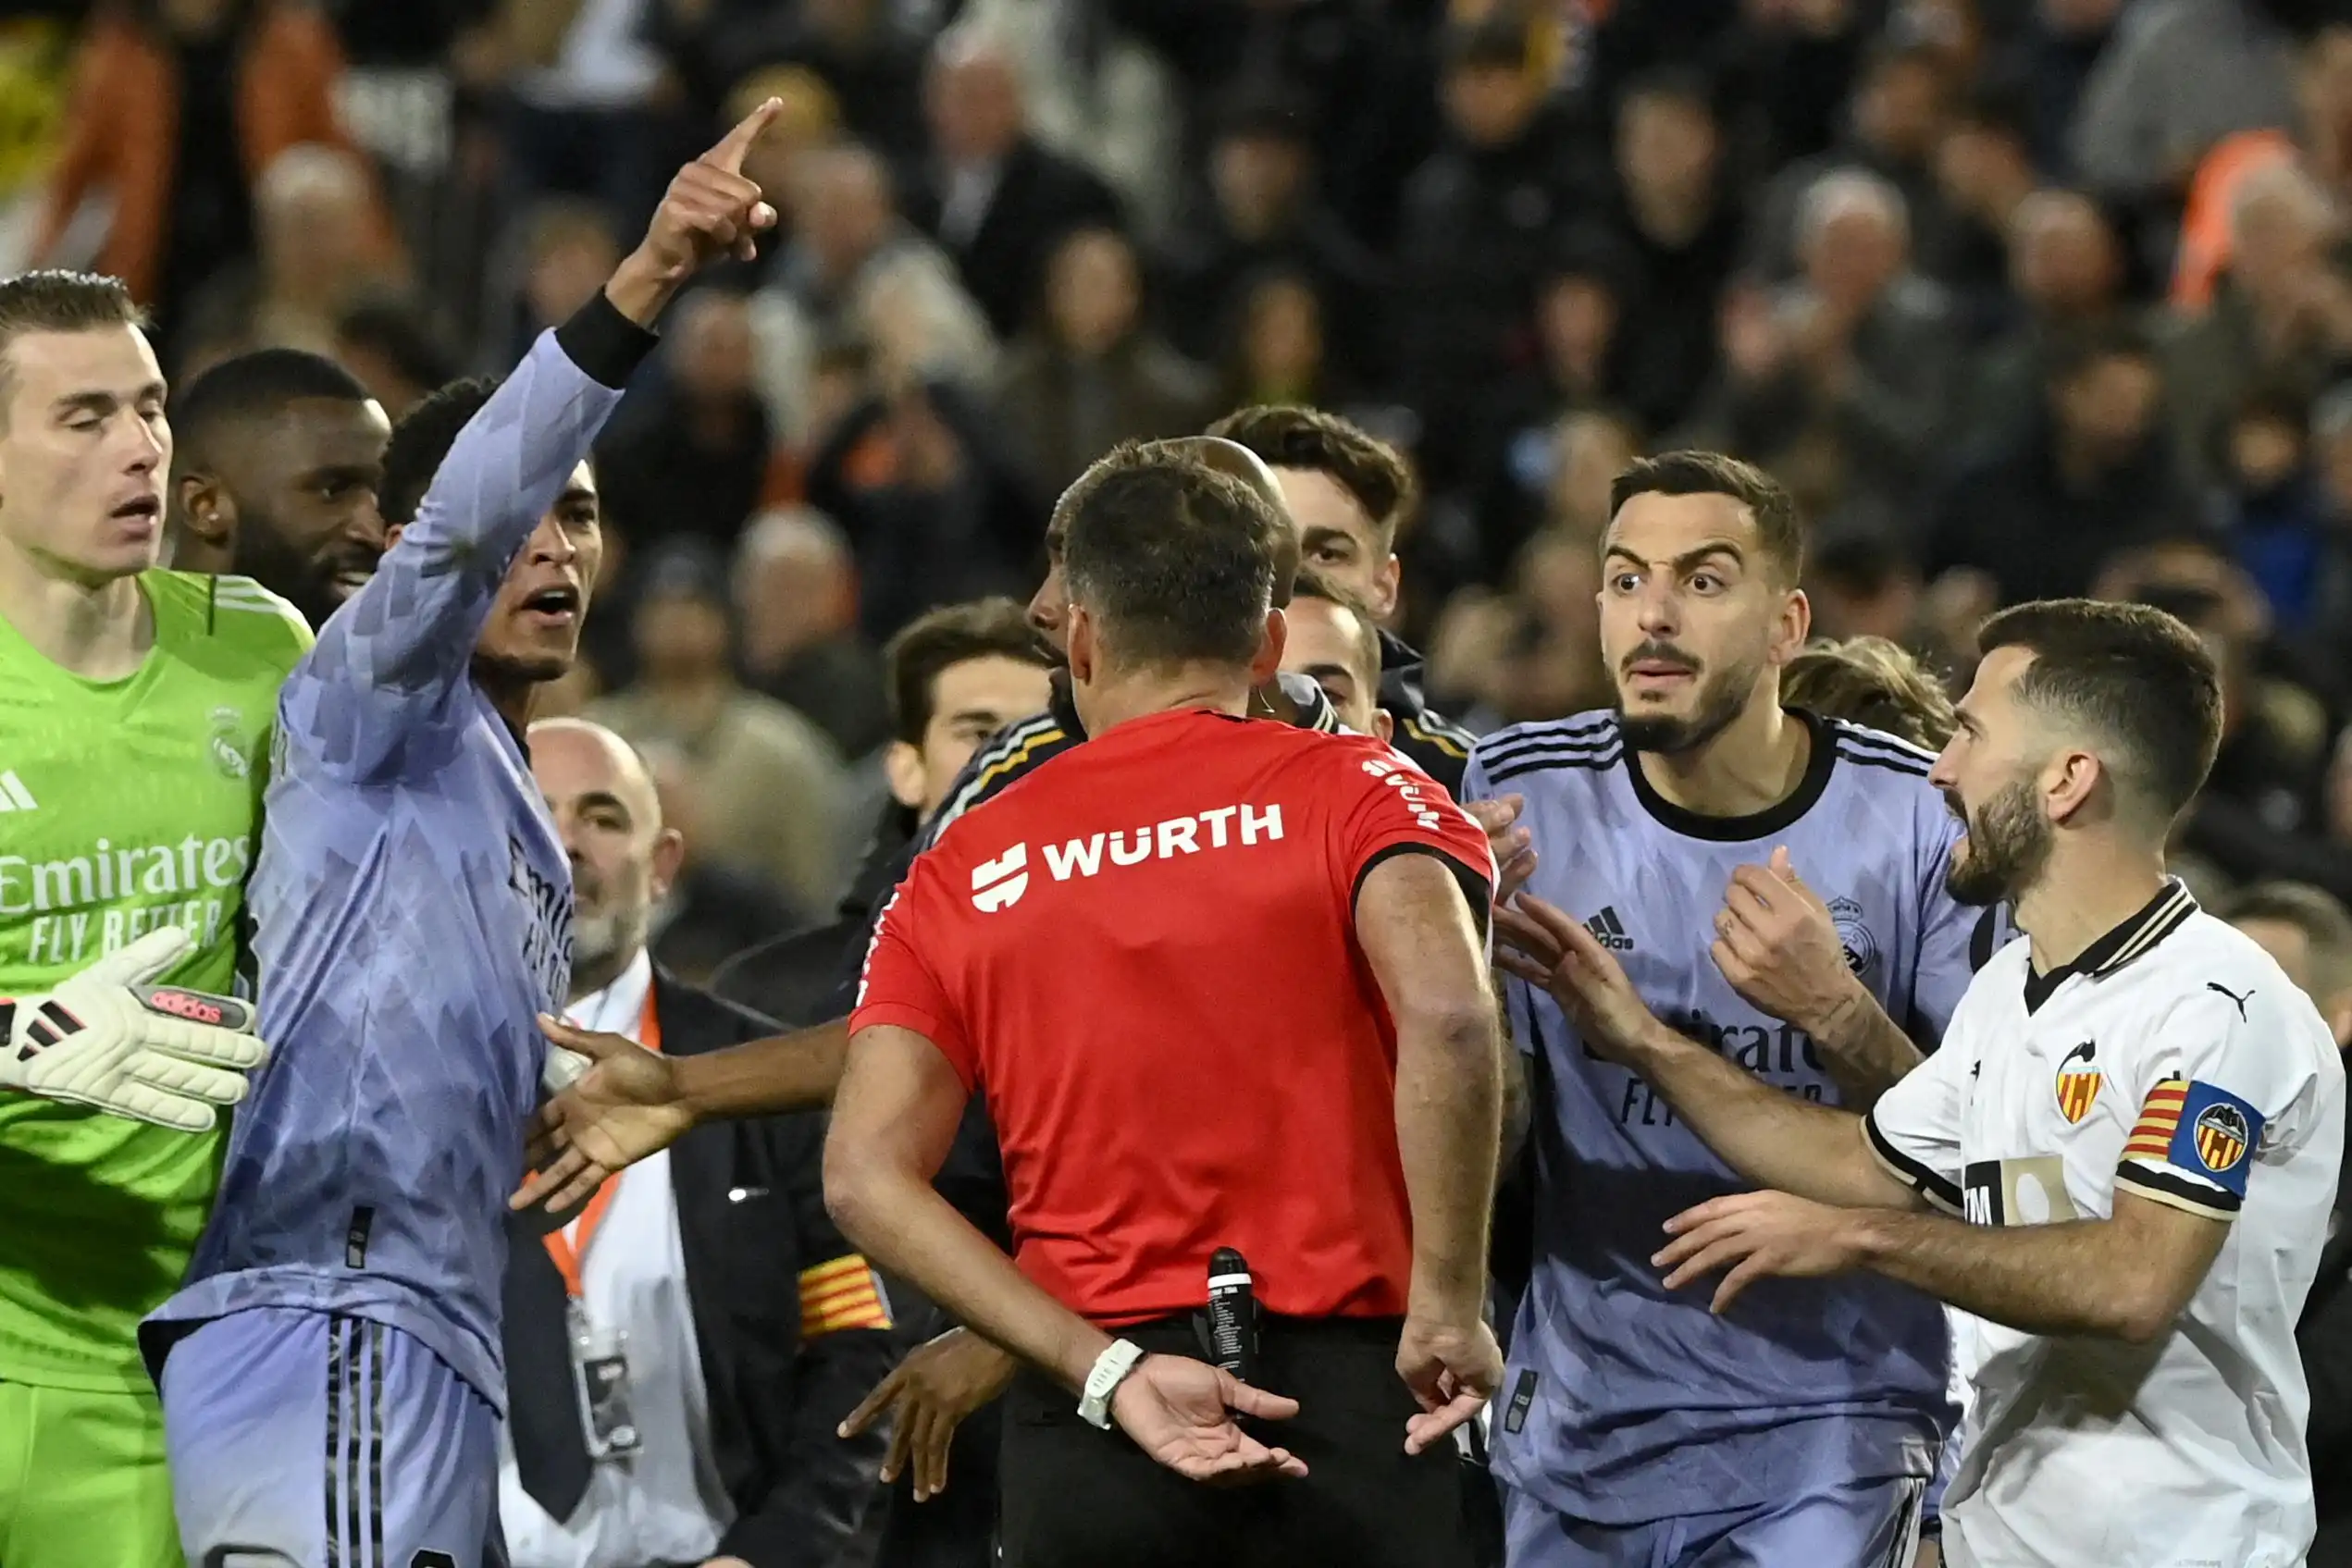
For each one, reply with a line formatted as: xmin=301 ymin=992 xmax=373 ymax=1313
xmin=1497 ymin=598 xmax=2345 ymax=1568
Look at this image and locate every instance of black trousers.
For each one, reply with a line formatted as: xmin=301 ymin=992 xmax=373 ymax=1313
xmin=998 ymin=1315 xmax=1476 ymax=1568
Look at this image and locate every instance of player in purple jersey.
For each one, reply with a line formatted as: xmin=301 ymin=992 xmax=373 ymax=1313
xmin=1466 ymin=453 xmax=1982 ymax=1568
xmin=140 ymin=106 xmax=786 ymax=1568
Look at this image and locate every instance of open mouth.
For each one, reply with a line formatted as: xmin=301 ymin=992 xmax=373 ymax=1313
xmin=520 ymin=584 xmax=582 ymax=623
xmin=110 ymin=495 xmax=161 ymax=525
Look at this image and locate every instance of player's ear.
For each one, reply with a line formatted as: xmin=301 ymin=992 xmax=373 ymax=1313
xmin=1774 ymin=585 xmax=1812 ymax=663
xmin=177 ymin=472 xmax=232 ymax=549
xmin=1372 ymin=708 xmax=1394 ymax=745
xmin=884 ymin=741 xmax=926 ymax=810
xmin=1248 ymin=608 xmax=1287 ymax=688
xmin=1067 ymin=605 xmax=1099 ymax=684
xmin=649 ymin=826 xmax=686 ymax=904
xmin=1375 ymin=551 xmax=1402 ymax=623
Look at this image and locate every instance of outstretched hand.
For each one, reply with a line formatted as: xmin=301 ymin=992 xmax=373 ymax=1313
xmin=1110 ymin=1355 xmax=1308 ymax=1485
xmin=511 ymin=1015 xmax=693 ymax=1215
xmin=1492 ymin=892 xmax=1662 ymax=1062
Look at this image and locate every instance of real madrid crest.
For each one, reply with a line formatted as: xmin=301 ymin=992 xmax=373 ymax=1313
xmin=2053 ymin=1040 xmax=2101 ymax=1124
xmin=1827 ymin=896 xmax=1879 ymax=980
xmin=209 ymin=705 xmax=251 ymax=781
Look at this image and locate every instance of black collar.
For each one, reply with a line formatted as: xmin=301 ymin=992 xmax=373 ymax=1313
xmin=2020 ymin=878 xmax=2198 ymax=1013
xmin=1621 ymin=709 xmax=1838 ymax=844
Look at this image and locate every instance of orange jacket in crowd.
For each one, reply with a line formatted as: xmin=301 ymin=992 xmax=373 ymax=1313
xmin=32 ymin=1 xmax=397 ymax=307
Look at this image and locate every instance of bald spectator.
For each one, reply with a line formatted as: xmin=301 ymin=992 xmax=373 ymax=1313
xmin=1962 ymin=189 xmax=2133 ymax=450
xmin=1744 ymin=36 xmax=1956 ymax=284
xmin=1693 ymin=167 xmax=1959 ymax=532
xmin=591 ymin=543 xmax=852 ymax=913
xmin=2164 ymin=160 xmax=2352 ymax=484
xmin=749 ymin=141 xmax=996 ymax=449
xmin=910 ymin=27 xmax=1123 ymax=340
xmin=177 ymin=142 xmax=409 ymax=374
xmin=994 ymin=226 xmax=1218 ymax=496
xmin=597 ymin=287 xmax=783 ymax=550
xmin=737 ymin=506 xmax=892 ymax=759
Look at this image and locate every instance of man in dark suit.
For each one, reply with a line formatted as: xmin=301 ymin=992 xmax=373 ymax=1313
xmin=911 ymin=30 xmax=1123 ymax=340
xmin=505 ymin=717 xmax=897 ymax=1568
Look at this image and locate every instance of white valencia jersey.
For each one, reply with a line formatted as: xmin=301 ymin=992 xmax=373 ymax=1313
xmin=1865 ymin=883 xmax=2344 ymax=1568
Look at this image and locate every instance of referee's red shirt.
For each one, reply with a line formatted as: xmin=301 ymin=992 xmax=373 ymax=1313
xmin=851 ymin=707 xmax=1495 ymax=1325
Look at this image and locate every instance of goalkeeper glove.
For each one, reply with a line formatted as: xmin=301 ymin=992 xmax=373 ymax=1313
xmin=0 ymin=926 xmax=268 ymax=1132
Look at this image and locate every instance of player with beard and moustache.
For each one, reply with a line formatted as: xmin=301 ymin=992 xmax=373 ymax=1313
xmin=1501 ymin=601 xmax=2342 ymax=1568
xmin=1463 ymin=451 xmax=1981 ymax=1568
xmin=164 ymin=348 xmax=390 ymax=630
xmin=1208 ymin=405 xmax=1479 ymax=791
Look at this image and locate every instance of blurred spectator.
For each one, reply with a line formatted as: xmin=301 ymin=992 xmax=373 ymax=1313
xmin=639 ymin=739 xmax=806 ymax=986
xmin=1807 ymin=528 xmax=1930 ymax=646
xmin=1960 ymin=187 xmax=2130 ymax=449
xmin=1932 ymin=82 xmax=2042 ymax=340
xmin=2289 ymin=382 xmax=2352 ymax=657
xmin=2220 ymin=879 xmax=2352 ymax=1031
xmin=1426 ymin=525 xmax=1609 ymax=728
xmin=332 ymin=291 xmax=461 ymax=422
xmin=673 ymin=0 xmax=929 ymax=170
xmin=1220 ymin=269 xmax=1347 ymax=413
xmin=590 ymin=543 xmax=853 ymax=912
xmin=2222 ymin=384 xmax=2344 ymax=641
xmin=953 ymin=0 xmax=1183 ymax=241
xmin=736 ymin=505 xmax=894 ymax=760
xmin=33 ymin=0 xmax=396 ymax=339
xmin=2173 ymin=21 xmax=2352 ymax=313
xmin=1693 ymin=168 xmax=1961 ymax=532
xmin=2069 ymin=0 xmax=2296 ymax=207
xmin=910 ymin=28 xmax=1123 ymax=340
xmin=994 ymin=225 xmax=1218 ymax=496
xmin=1543 ymin=410 xmax=1642 ymax=543
xmin=1697 ymin=0 xmax=1873 ymax=186
xmin=2167 ymin=160 xmax=2352 ymax=486
xmin=1746 ymin=35 xmax=1956 ymax=283
xmin=1598 ymin=69 xmax=1743 ymax=436
xmin=804 ymin=372 xmax=1034 ymax=637
xmin=2102 ymin=536 xmax=2352 ymax=901
xmin=596 ymin=286 xmax=785 ymax=550
xmin=1931 ymin=321 xmax=2197 ymax=602
xmin=1391 ymin=12 xmax=1588 ymax=488
xmin=1157 ymin=87 xmax=1384 ymax=383
xmin=490 ymin=0 xmax=687 ymax=229
xmin=1984 ymin=0 xmax=2125 ymax=176
xmin=178 ymin=142 xmax=410 ymax=373
xmin=749 ymin=141 xmax=996 ymax=448
xmin=515 ymin=198 xmax=626 ymax=364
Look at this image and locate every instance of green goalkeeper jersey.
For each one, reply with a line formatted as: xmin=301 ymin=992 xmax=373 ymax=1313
xmin=0 ymin=570 xmax=308 ymax=1391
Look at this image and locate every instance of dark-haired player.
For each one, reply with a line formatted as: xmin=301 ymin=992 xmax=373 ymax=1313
xmin=1467 ymin=452 xmax=1982 ymax=1567
xmin=143 ymin=105 xmax=784 ymax=1563
xmin=1209 ymin=404 xmax=1478 ymax=788
xmin=166 ymin=347 xmax=390 ymax=631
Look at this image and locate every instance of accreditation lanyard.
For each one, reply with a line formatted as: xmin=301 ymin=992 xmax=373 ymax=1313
xmin=541 ymin=985 xmax=662 ymax=1298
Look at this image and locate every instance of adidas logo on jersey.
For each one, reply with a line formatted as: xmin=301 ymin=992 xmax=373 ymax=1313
xmin=0 ymin=772 xmax=35 ymax=811
xmin=1586 ymin=906 xmax=1634 ymax=951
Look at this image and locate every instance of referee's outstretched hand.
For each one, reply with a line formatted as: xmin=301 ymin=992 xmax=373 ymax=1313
xmin=1111 ymin=1354 xmax=1308 ymax=1484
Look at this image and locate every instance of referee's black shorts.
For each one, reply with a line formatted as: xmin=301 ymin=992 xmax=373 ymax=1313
xmin=997 ymin=1314 xmax=1478 ymax=1568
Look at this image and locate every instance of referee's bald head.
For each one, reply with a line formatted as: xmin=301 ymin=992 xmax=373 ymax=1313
xmin=1056 ymin=439 xmax=1292 ymax=675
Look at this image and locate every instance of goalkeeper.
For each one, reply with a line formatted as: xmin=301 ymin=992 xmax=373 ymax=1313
xmin=0 ymin=272 xmax=287 ymax=1565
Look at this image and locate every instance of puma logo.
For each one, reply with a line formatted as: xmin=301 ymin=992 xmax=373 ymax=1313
xmin=2207 ymin=982 xmax=2254 ymax=1020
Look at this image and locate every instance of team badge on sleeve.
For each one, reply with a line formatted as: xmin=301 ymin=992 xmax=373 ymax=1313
xmin=2053 ymin=1040 xmax=2100 ymax=1124
xmin=2123 ymin=1077 xmax=2266 ymax=1201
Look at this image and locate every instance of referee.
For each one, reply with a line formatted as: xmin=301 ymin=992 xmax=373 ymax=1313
xmin=1499 ymin=599 xmax=2345 ymax=1567
xmin=825 ymin=443 xmax=1504 ymax=1568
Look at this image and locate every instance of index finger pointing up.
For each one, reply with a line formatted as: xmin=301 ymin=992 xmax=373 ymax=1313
xmin=703 ymin=96 xmax=783 ymax=178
